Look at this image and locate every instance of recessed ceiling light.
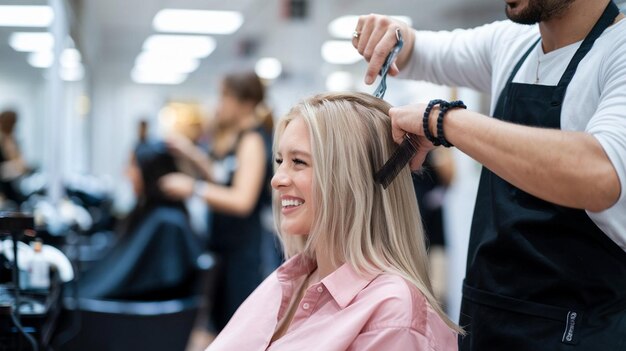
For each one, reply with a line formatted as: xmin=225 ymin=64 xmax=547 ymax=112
xmin=27 ymin=51 xmax=53 ymax=68
xmin=153 ymin=9 xmax=243 ymax=35
xmin=255 ymin=57 xmax=282 ymax=80
xmin=328 ymin=15 xmax=413 ymax=39
xmin=26 ymin=48 xmax=82 ymax=68
xmin=61 ymin=64 xmax=84 ymax=81
xmin=321 ymin=40 xmax=361 ymax=65
xmin=0 ymin=5 xmax=53 ymax=27
xmin=9 ymin=32 xmax=54 ymax=52
xmin=135 ymin=52 xmax=200 ymax=74
xmin=61 ymin=48 xmax=82 ymax=68
xmin=131 ymin=68 xmax=187 ymax=85
xmin=142 ymin=35 xmax=216 ymax=58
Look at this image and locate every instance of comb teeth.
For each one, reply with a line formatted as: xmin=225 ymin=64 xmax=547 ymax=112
xmin=374 ymin=134 xmax=419 ymax=189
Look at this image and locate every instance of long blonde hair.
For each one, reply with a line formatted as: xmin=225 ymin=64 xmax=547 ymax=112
xmin=272 ymin=92 xmax=460 ymax=332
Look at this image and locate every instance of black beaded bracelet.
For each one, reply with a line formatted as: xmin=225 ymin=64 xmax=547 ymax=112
xmin=436 ymin=100 xmax=466 ymax=148
xmin=423 ymin=99 xmax=447 ymax=146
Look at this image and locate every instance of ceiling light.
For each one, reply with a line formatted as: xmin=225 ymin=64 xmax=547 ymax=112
xmin=9 ymin=32 xmax=53 ymax=52
xmin=135 ymin=52 xmax=200 ymax=74
xmin=61 ymin=48 xmax=81 ymax=68
xmin=0 ymin=5 xmax=53 ymax=27
xmin=131 ymin=68 xmax=187 ymax=85
xmin=27 ymin=48 xmax=82 ymax=69
xmin=326 ymin=71 xmax=354 ymax=91
xmin=134 ymin=61 xmax=199 ymax=75
xmin=153 ymin=9 xmax=243 ymax=35
xmin=61 ymin=64 xmax=84 ymax=82
xmin=328 ymin=15 xmax=413 ymax=39
xmin=142 ymin=34 xmax=216 ymax=58
xmin=27 ymin=51 xmax=53 ymax=68
xmin=321 ymin=41 xmax=361 ymax=65
xmin=255 ymin=57 xmax=282 ymax=80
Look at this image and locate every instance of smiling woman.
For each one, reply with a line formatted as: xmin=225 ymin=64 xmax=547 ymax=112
xmin=206 ymin=92 xmax=459 ymax=351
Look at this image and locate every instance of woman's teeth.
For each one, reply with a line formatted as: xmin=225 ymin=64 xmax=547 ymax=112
xmin=282 ymin=199 xmax=303 ymax=207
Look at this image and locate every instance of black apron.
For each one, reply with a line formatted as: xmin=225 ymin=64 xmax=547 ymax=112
xmin=459 ymin=2 xmax=626 ymax=350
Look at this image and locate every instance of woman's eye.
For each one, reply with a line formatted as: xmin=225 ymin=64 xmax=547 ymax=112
xmin=293 ymin=158 xmax=306 ymax=166
xmin=275 ymin=158 xmax=283 ymax=165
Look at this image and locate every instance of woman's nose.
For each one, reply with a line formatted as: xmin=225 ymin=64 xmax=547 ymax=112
xmin=271 ymin=168 xmax=290 ymax=189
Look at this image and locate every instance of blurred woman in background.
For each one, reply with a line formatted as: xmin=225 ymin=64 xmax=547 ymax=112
xmin=160 ymin=71 xmax=277 ymax=332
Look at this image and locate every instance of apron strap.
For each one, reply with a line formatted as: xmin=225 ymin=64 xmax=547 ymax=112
xmin=552 ymin=1 xmax=620 ymax=103
xmin=506 ymin=38 xmax=541 ymax=87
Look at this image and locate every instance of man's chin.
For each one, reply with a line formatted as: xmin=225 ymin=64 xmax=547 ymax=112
xmin=506 ymin=7 xmax=540 ymax=25
xmin=505 ymin=1 xmax=517 ymax=10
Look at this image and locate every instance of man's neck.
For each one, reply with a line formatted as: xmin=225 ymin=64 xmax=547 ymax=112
xmin=539 ymin=0 xmax=611 ymax=53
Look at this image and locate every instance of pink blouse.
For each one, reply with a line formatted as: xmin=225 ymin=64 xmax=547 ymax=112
xmin=206 ymin=254 xmax=458 ymax=350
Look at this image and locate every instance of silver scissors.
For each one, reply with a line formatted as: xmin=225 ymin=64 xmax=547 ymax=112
xmin=373 ymin=28 xmax=404 ymax=99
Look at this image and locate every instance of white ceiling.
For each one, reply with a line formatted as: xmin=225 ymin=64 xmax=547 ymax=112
xmin=0 ymin=0 xmax=505 ymax=93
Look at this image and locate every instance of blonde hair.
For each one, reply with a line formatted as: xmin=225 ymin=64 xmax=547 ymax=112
xmin=272 ymin=92 xmax=460 ymax=332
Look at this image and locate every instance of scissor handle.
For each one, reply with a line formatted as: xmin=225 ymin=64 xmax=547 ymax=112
xmin=373 ymin=29 xmax=404 ymax=99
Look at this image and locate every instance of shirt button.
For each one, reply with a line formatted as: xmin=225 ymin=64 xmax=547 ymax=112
xmin=302 ymin=303 xmax=310 ymax=310
xmin=316 ymin=286 xmax=323 ymax=293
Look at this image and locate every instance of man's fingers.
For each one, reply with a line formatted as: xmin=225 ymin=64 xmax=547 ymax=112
xmin=389 ymin=63 xmax=400 ymax=76
xmin=365 ymin=28 xmax=400 ymax=85
xmin=353 ymin=15 xmax=366 ymax=47
xmin=356 ymin=17 xmax=375 ymax=56
xmin=409 ymin=148 xmax=429 ymax=171
xmin=389 ymin=108 xmax=406 ymax=144
xmin=362 ymin=24 xmax=388 ymax=62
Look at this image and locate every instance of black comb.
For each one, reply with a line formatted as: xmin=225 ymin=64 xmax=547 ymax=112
xmin=374 ymin=134 xmax=419 ymax=189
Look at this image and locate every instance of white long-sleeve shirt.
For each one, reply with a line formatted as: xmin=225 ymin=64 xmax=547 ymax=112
xmin=400 ymin=19 xmax=626 ymax=251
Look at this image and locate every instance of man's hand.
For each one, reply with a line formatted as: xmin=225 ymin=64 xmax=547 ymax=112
xmin=389 ymin=103 xmax=437 ymax=171
xmin=353 ymin=14 xmax=415 ymax=85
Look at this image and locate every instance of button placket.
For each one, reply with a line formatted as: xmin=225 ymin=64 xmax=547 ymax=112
xmin=298 ymin=283 xmax=324 ymax=316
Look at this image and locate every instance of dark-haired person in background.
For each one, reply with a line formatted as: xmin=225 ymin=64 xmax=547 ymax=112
xmin=77 ymin=141 xmax=201 ymax=300
xmin=354 ymin=0 xmax=626 ymax=349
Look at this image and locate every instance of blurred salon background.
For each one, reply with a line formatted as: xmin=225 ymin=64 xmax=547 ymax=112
xmin=1 ymin=0 xmax=623 ymax=350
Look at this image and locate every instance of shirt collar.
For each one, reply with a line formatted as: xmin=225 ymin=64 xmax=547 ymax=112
xmin=322 ymin=262 xmax=380 ymax=309
xmin=276 ymin=253 xmax=316 ymax=282
xmin=277 ymin=253 xmax=382 ymax=309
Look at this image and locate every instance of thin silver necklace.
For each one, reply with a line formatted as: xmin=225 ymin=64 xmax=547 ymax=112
xmin=535 ymin=49 xmax=542 ymax=84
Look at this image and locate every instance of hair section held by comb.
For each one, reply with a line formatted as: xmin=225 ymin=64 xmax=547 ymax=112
xmin=374 ymin=134 xmax=419 ymax=189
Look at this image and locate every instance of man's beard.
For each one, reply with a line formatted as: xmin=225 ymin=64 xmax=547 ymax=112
xmin=506 ymin=0 xmax=575 ymax=25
